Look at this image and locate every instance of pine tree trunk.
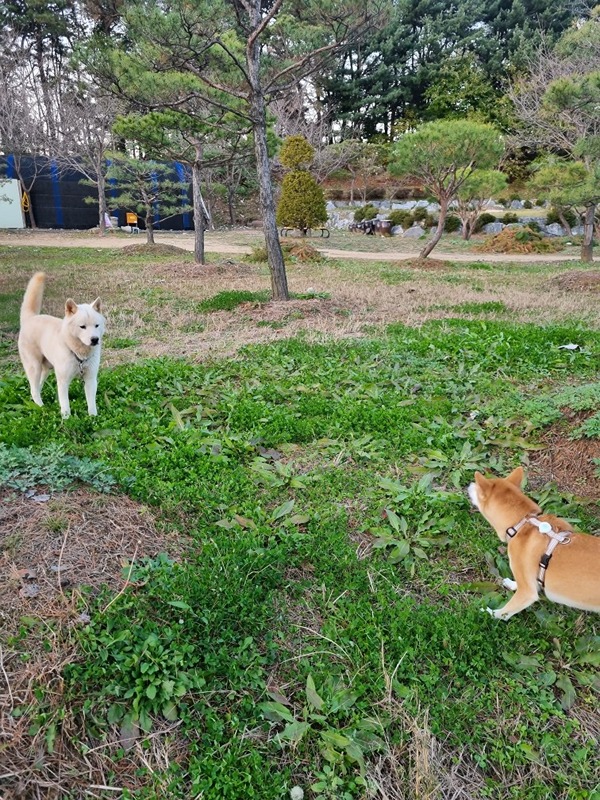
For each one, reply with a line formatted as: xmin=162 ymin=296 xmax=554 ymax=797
xmin=192 ymin=154 xmax=205 ymax=265
xmin=247 ymin=37 xmax=289 ymax=300
xmin=556 ymin=207 xmax=572 ymax=237
xmin=420 ymin=198 xmax=448 ymax=258
xmin=581 ymin=203 xmax=595 ymax=263
xmin=98 ymin=173 xmax=108 ymax=235
xmin=146 ymin=214 xmax=155 ymax=245
xmin=227 ymin=185 xmax=236 ymax=226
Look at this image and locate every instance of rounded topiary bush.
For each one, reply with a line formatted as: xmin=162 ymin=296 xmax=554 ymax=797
xmin=388 ymin=210 xmax=414 ymax=228
xmin=502 ymin=212 xmax=519 ymax=224
xmin=354 ymin=204 xmax=378 ymax=222
xmin=473 ymin=212 xmax=497 ymax=233
xmin=412 ymin=206 xmax=429 ymax=221
xmin=276 ymin=171 xmax=327 ymax=232
xmin=279 ymin=135 xmax=315 ymax=170
xmin=444 ymin=215 xmax=461 ymax=233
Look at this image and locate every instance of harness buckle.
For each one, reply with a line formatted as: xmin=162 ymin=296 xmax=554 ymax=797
xmin=506 ymin=526 xmax=517 ymax=538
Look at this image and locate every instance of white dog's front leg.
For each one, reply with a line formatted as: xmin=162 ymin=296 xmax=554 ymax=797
xmin=83 ymin=369 xmax=98 ymax=416
xmin=55 ymin=371 xmax=72 ymax=418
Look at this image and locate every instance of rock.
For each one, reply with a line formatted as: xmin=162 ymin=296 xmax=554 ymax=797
xmin=391 ymin=201 xmax=416 ymax=210
xmin=326 ymin=201 xmax=336 ymax=210
xmin=510 ymin=200 xmax=523 ymax=209
xmin=391 ymin=225 xmax=403 ymax=236
xmin=403 ymin=225 xmax=425 ymax=238
xmin=544 ymin=222 xmax=565 ymax=237
xmin=483 ymin=222 xmax=504 ymax=234
xmin=571 ymin=226 xmax=585 ymax=236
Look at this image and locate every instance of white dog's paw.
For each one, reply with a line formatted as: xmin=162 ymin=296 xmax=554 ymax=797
xmin=502 ymin=578 xmax=517 ymax=592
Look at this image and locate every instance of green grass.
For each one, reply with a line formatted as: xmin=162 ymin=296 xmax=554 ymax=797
xmin=1 ymin=317 xmax=599 ymax=798
xmin=198 ymin=289 xmax=271 ymax=311
xmin=428 ymin=300 xmax=508 ymax=314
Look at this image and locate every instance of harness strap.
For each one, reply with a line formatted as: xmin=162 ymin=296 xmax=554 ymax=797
xmin=505 ymin=514 xmax=572 ymax=591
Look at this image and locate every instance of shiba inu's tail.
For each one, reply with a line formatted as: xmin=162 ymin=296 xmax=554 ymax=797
xmin=20 ymin=272 xmax=46 ymax=323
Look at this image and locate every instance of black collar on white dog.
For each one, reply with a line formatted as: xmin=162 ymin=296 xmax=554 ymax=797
xmin=69 ymin=348 xmax=89 ymax=373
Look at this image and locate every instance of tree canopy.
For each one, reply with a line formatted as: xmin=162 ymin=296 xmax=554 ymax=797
xmin=389 ymin=120 xmax=504 ymax=256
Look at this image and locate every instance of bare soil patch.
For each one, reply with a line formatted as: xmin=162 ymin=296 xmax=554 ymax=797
xmin=0 ymin=488 xmax=185 ymax=799
xmin=527 ymin=411 xmax=600 ymax=501
xmin=240 ymin=297 xmax=343 ymax=322
xmin=400 ymin=257 xmax=451 ymax=270
xmin=146 ymin=258 xmax=258 ymax=279
xmin=552 ymin=271 xmax=600 ymax=292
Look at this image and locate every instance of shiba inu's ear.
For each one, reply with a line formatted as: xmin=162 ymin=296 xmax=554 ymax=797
xmin=474 ymin=471 xmax=491 ymax=498
xmin=506 ymin=466 xmax=524 ymax=487
xmin=65 ymin=299 xmax=77 ymax=316
xmin=92 ymin=297 xmax=101 ymax=313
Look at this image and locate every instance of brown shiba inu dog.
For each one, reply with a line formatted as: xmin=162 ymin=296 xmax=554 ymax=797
xmin=468 ymin=467 xmax=600 ymax=620
xmin=18 ymin=272 xmax=105 ymax=418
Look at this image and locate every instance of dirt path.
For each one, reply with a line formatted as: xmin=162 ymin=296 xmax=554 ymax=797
xmin=0 ymin=229 xmax=588 ymax=263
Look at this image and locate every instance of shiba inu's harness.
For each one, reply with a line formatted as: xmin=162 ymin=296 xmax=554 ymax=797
xmin=506 ymin=515 xmax=572 ymax=590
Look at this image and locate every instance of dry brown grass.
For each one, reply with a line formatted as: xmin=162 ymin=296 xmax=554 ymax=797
xmin=90 ymin=258 xmax=600 ymax=367
xmin=0 ymin=489 xmax=186 ymax=799
xmin=1 ymin=232 xmax=599 ymax=373
xmin=527 ymin=411 xmax=600 ymax=501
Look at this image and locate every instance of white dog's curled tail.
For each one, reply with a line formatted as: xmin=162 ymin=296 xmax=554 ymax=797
xmin=20 ymin=272 xmax=47 ymax=323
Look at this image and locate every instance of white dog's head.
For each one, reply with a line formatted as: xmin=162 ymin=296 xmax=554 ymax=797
xmin=64 ymin=297 xmax=105 ymax=348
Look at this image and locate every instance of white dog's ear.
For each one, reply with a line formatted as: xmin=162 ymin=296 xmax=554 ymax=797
xmin=506 ymin=466 xmax=524 ymax=487
xmin=92 ymin=297 xmax=102 ymax=313
xmin=65 ymin=298 xmax=77 ymax=316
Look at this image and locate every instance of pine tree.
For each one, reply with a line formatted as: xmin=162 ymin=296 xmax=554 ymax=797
xmin=276 ymin=136 xmax=327 ymax=235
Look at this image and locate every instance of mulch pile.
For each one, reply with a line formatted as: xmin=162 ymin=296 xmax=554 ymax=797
xmin=551 ymin=271 xmax=600 ymax=292
xmin=527 ymin=411 xmax=600 ymax=503
xmin=401 ymin=257 xmax=450 ymax=270
xmin=0 ymin=488 xmax=184 ymax=798
xmin=477 ymin=227 xmax=564 ymax=255
xmin=121 ymin=242 xmax=189 ymax=255
xmin=238 ymin=297 xmax=345 ymax=323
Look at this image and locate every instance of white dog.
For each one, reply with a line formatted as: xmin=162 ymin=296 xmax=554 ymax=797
xmin=18 ymin=272 xmax=105 ymax=418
